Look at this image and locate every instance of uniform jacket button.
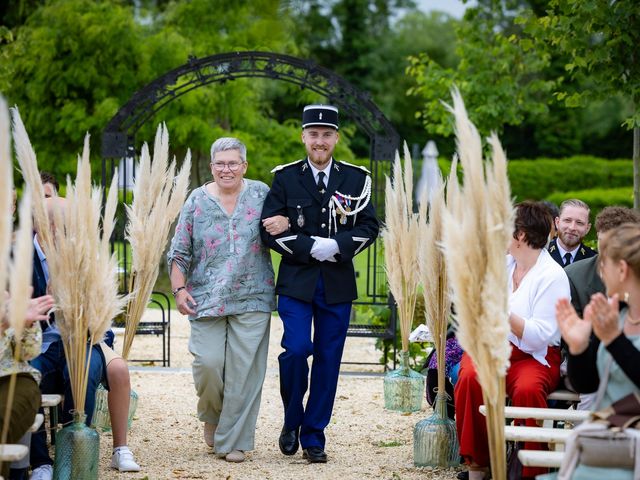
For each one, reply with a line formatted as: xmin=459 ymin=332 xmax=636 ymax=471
xmin=321 ymin=223 xmax=326 ymax=228
xmin=322 ymin=208 xmax=326 ymax=213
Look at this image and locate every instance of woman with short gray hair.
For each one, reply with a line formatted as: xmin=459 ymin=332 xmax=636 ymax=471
xmin=168 ymin=137 xmax=287 ymax=462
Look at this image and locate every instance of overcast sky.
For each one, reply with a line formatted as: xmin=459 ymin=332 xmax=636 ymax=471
xmin=416 ymin=0 xmax=472 ymax=18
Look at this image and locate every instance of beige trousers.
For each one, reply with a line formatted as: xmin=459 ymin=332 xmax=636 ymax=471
xmin=189 ymin=311 xmax=270 ymax=454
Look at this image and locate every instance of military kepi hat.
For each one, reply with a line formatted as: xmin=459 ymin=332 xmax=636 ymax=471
xmin=302 ymin=104 xmax=339 ymax=130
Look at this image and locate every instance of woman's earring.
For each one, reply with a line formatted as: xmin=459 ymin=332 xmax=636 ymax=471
xmin=624 ymin=291 xmax=630 ymax=303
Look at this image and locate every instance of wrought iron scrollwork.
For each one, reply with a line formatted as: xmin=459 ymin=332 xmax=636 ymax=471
xmin=102 ymin=51 xmax=399 ymax=304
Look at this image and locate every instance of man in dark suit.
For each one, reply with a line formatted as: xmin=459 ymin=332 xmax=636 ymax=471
xmin=565 ymin=206 xmax=640 ymax=317
xmin=547 ymin=198 xmax=597 ymax=267
xmin=562 ymin=206 xmax=640 ymax=411
xmin=260 ymin=105 xmax=379 ymax=463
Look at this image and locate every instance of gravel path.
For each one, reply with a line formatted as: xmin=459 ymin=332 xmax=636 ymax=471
xmin=94 ymin=309 xmax=462 ymax=480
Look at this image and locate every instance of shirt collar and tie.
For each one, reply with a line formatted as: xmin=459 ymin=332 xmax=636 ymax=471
xmin=556 ymin=241 xmax=577 ymax=267
xmin=316 ymin=171 xmax=326 ymax=194
xmin=308 ymin=159 xmax=333 ymax=192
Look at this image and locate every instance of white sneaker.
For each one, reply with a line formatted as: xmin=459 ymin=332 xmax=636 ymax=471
xmin=110 ymin=446 xmax=141 ymax=472
xmin=30 ymin=464 xmax=53 ymax=480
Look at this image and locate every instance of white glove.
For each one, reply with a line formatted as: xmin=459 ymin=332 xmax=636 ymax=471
xmin=310 ymin=236 xmax=340 ymax=262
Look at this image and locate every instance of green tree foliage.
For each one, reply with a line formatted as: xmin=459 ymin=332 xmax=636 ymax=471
xmin=1 ymin=0 xmax=149 ymax=175
xmin=517 ymin=0 xmax=640 ymax=205
xmin=407 ymin=1 xmax=554 ymax=140
xmin=406 ymin=1 xmax=635 ymax=160
xmin=286 ymin=0 xmax=443 ymax=154
xmin=0 ymin=0 xmax=304 ymax=185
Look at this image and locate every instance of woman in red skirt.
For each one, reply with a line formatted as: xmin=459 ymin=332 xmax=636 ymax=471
xmin=455 ymin=201 xmax=570 ymax=479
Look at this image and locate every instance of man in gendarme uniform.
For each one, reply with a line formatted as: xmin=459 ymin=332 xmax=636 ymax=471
xmin=260 ymin=104 xmax=379 ymax=463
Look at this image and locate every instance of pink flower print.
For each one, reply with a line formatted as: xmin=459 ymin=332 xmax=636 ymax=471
xmin=185 ymin=222 xmax=193 ymax=235
xmin=245 ymin=207 xmax=258 ymax=221
xmin=217 ymin=305 xmax=225 ymax=315
xmin=266 ymin=278 xmax=274 ymax=286
xmin=214 ymin=224 xmax=224 ymax=234
xmin=194 ymin=206 xmax=202 ymax=217
xmin=226 ymin=261 xmax=233 ymax=273
xmin=250 ymin=242 xmax=260 ymax=253
xmin=206 ymin=238 xmax=222 ymax=251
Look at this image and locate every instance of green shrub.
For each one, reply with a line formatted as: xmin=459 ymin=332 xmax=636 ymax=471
xmin=432 ymin=156 xmax=632 ymax=202
xmin=508 ymin=157 xmax=632 ymax=201
xmin=546 ymin=187 xmax=633 ymax=211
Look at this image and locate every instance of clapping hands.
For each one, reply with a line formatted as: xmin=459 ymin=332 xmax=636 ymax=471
xmin=556 ymin=298 xmax=592 ymax=355
xmin=585 ymin=293 xmax=622 ymax=346
xmin=556 ymin=293 xmax=623 ymax=355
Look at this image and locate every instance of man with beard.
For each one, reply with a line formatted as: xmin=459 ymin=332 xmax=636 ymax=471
xmin=547 ymin=198 xmax=596 ymax=267
xmin=260 ymin=104 xmax=379 ymax=464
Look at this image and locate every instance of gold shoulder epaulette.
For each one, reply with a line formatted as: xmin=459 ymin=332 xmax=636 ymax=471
xmin=271 ymin=159 xmax=304 ymax=174
xmin=339 ymin=160 xmax=371 ymax=175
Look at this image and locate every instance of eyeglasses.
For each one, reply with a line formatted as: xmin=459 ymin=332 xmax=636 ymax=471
xmin=211 ymin=161 xmax=245 ymax=172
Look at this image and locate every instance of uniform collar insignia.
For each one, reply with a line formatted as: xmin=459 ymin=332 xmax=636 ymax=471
xmin=580 ymin=247 xmax=586 ymax=255
xmin=549 ymin=244 xmax=556 ymax=253
xmin=302 ymin=162 xmax=308 ymax=172
xmin=333 ymin=162 xmax=340 ymax=171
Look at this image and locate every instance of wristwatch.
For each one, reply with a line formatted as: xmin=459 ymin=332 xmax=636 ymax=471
xmin=172 ymin=286 xmax=186 ymax=296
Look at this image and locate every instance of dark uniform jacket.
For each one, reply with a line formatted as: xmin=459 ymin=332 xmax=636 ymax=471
xmin=564 ymin=255 xmax=604 ymax=318
xmin=547 ymin=238 xmax=597 ymax=267
xmin=260 ymin=158 xmax=379 ymax=304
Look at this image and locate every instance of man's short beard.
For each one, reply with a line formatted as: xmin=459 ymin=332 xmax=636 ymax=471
xmin=558 ymin=232 xmax=581 ymax=249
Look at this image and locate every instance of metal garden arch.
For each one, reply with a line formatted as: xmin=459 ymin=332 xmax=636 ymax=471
xmin=101 ymin=51 xmax=400 ymax=356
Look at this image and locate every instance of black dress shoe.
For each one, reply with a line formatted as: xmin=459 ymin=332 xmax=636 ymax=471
xmin=302 ymin=447 xmax=327 ymax=463
xmin=279 ymin=426 xmax=299 ymax=455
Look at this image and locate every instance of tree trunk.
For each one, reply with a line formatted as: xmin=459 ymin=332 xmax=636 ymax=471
xmin=634 ymin=125 xmax=640 ymax=210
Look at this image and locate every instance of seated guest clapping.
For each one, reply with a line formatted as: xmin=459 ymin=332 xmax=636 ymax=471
xmin=455 ymin=201 xmax=570 ymax=480
xmin=557 ymin=223 xmax=640 ymax=403
xmin=0 ymin=293 xmax=54 ymax=480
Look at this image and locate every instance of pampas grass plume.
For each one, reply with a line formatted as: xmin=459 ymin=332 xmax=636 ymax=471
xmin=121 ymin=123 xmax=191 ymax=359
xmin=383 ymin=144 xmax=420 ymax=353
xmin=440 ymin=87 xmax=513 ymax=480
xmin=0 ymin=97 xmax=13 ymax=321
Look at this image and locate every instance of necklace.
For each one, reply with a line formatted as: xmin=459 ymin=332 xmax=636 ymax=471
xmin=626 ymin=310 xmax=640 ymax=326
xmin=512 ymin=266 xmax=531 ymax=290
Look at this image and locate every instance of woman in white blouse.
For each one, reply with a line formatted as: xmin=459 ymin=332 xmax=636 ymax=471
xmin=455 ymin=201 xmax=571 ymax=480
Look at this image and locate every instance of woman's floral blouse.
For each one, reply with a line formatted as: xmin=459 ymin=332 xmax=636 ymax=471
xmin=0 ymin=323 xmax=42 ymax=382
xmin=168 ymin=179 xmax=276 ymax=320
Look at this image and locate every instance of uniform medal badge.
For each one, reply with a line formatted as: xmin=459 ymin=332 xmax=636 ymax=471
xmin=340 ymin=199 xmax=351 ymax=225
xmin=296 ymin=205 xmax=305 ymax=228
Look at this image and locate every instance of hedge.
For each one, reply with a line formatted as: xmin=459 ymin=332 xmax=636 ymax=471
xmin=434 ymin=155 xmax=632 ymax=202
xmin=546 ymin=187 xmax=634 ymax=211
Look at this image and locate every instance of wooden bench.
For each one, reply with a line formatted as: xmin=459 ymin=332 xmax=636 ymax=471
xmin=547 ymin=389 xmax=581 ymax=403
xmin=0 ymin=444 xmax=28 ymax=462
xmin=479 ymin=390 xmax=584 ymax=470
xmin=29 ymin=413 xmax=44 ymax=433
xmin=479 ymin=405 xmax=589 ymax=423
xmin=504 ymin=425 xmax=572 ymax=444
xmin=518 ymin=450 xmax=564 ymax=468
xmin=42 ymin=394 xmax=62 ymax=445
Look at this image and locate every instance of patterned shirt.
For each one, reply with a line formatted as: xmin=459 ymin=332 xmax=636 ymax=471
xmin=0 ymin=324 xmax=42 ymax=383
xmin=167 ymin=179 xmax=276 ymax=320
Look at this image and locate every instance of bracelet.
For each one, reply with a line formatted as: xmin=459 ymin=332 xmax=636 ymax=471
xmin=172 ymin=286 xmax=186 ymax=296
